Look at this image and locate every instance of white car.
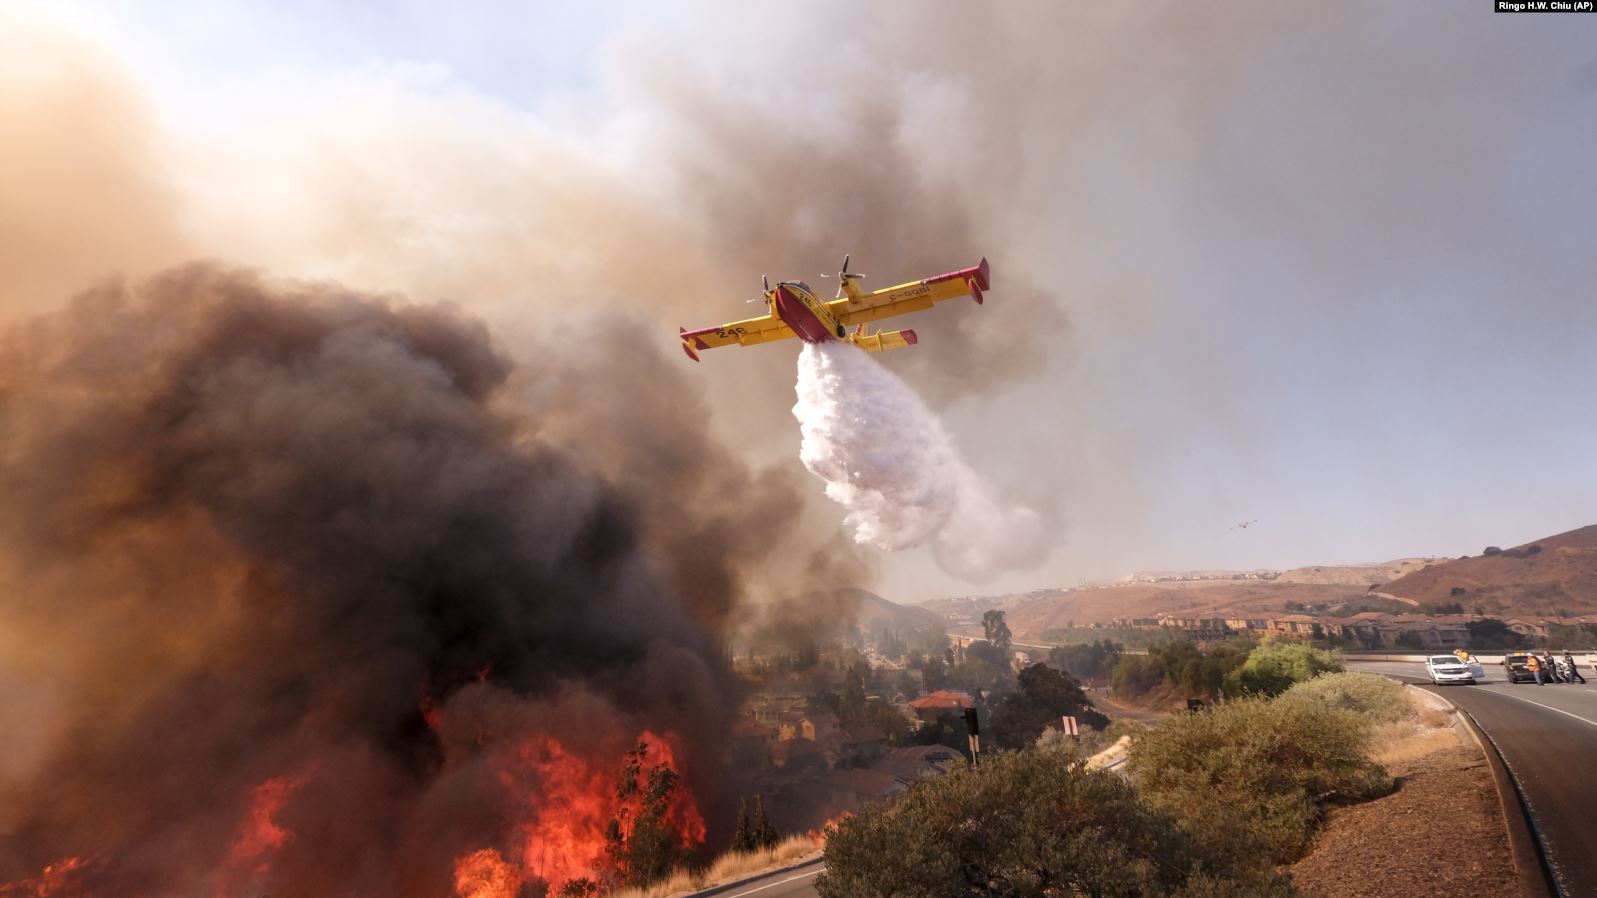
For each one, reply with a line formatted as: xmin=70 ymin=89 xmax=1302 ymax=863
xmin=1426 ymin=655 xmax=1476 ymax=685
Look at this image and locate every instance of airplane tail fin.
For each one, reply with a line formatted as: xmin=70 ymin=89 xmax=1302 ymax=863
xmin=849 ymin=324 xmax=918 ymax=353
xmin=679 ymin=327 xmax=702 ymax=362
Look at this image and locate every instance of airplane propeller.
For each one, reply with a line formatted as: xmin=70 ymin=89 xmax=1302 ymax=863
xmin=746 ymin=274 xmax=772 ymax=304
xmin=820 ymin=254 xmax=864 ymax=298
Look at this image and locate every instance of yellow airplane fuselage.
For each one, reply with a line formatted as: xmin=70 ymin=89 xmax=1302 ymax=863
xmin=678 ymin=257 xmax=988 ymax=361
xmin=771 ymin=281 xmax=845 ymax=343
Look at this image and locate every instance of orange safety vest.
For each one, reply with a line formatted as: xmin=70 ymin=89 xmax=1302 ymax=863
xmin=1527 ymin=656 xmax=1540 ymax=671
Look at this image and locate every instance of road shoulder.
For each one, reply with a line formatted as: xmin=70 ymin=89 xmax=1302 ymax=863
xmin=1287 ymin=685 xmax=1528 ymax=898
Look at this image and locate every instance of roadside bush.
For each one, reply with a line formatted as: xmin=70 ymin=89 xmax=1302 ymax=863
xmin=1127 ymin=697 xmax=1392 ymax=868
xmin=1109 ymin=653 xmax=1165 ymax=697
xmin=992 ymin=663 xmax=1109 ymax=749
xmin=1035 ymin=716 xmax=1143 ymax=758
xmin=1048 ymin=638 xmax=1123 ymax=680
xmin=1278 ymin=671 xmax=1411 ymax=726
xmin=818 ymin=745 xmax=1298 ymax=898
xmin=1223 ymin=637 xmax=1342 ymax=697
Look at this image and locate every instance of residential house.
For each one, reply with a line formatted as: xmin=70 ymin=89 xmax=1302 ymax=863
xmin=769 ymin=737 xmax=828 ymax=772
xmin=801 ymin=714 xmax=841 ymax=745
xmin=907 ymin=690 xmax=975 ymax=723
xmin=776 ymin=712 xmax=806 ymax=742
xmin=874 ymin=745 xmax=962 ymax=782
xmin=840 ymin=726 xmax=887 ymax=768
xmin=729 ymin=717 xmax=776 ymax=767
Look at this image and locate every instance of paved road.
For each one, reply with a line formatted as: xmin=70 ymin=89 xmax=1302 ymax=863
xmin=1349 ymin=659 xmax=1597 ymax=897
xmin=692 ymin=859 xmax=824 ymax=898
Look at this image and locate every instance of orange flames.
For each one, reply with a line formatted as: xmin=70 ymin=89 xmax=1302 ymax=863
xmin=806 ymin=810 xmax=852 ymax=848
xmin=209 ymin=768 xmax=313 ymax=898
xmin=453 ymin=730 xmax=705 ymax=896
xmin=0 ymin=856 xmax=90 ymax=898
xmin=2 ymin=728 xmax=702 ymax=897
xmin=453 ymin=848 xmax=524 ymax=898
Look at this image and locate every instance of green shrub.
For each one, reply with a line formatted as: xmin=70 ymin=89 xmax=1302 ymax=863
xmin=817 ymin=745 xmax=1298 ymax=898
xmin=1278 ymin=671 xmax=1411 ymax=726
xmin=1110 ymin=653 xmax=1165 ymax=697
xmin=1223 ymin=637 xmax=1342 ymax=697
xmin=992 ymin=663 xmax=1108 ymax=749
xmin=1127 ymin=697 xmax=1392 ymax=868
xmin=1048 ymin=639 xmax=1123 ymax=680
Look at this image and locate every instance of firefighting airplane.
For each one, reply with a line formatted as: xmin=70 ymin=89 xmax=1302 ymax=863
xmin=677 ymin=255 xmax=990 ymax=361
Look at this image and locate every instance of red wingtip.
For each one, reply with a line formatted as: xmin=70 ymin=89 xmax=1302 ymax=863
xmin=679 ymin=332 xmax=700 ymax=362
xmin=975 ymin=257 xmax=991 ymax=291
xmin=902 ymin=329 xmax=918 ymax=346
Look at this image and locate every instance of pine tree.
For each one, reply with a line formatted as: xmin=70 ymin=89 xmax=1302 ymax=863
xmin=751 ymin=793 xmax=778 ymax=848
xmin=733 ymin=797 xmax=753 ymax=852
xmin=839 ymin=664 xmax=868 ymax=731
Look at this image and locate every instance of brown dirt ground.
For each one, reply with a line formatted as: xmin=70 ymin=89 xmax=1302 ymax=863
xmin=1288 ymin=743 xmax=1518 ymax=897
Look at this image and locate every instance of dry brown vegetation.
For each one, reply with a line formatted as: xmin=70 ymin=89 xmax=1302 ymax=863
xmin=1381 ymin=523 xmax=1597 ymax=615
xmin=605 ymin=835 xmax=820 ymax=898
xmin=1273 ymin=558 xmax=1436 ymax=586
xmin=1290 ymin=693 xmax=1516 ymax=896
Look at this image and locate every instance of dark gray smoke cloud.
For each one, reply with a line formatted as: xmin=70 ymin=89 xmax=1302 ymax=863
xmin=0 ymin=265 xmax=786 ymax=895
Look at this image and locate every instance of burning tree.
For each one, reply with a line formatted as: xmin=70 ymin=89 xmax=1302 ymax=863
xmin=604 ymin=740 xmax=696 ymax=889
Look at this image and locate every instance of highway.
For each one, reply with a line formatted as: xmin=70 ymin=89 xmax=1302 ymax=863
xmin=1350 ymin=659 xmax=1597 ymax=898
xmin=688 ymin=859 xmax=823 ymax=898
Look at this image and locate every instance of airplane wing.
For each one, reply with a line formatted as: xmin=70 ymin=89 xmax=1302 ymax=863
xmin=678 ymin=312 xmax=795 ymax=361
xmin=828 ymin=257 xmax=990 ymax=327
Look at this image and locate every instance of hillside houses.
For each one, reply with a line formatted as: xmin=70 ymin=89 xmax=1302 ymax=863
xmin=1109 ymin=610 xmax=1592 ymax=648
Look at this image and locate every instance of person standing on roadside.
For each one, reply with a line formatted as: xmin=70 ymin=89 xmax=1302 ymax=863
xmin=1527 ymin=652 xmax=1544 ymax=685
xmin=1563 ymin=652 xmax=1586 ymax=685
xmin=1543 ymin=652 xmax=1565 ymax=683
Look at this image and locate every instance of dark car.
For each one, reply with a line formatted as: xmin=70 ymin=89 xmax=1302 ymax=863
xmin=1503 ymin=652 xmax=1537 ymax=684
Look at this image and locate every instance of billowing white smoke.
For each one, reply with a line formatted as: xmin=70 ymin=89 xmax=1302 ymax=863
xmin=793 ymin=342 xmax=1051 ymax=581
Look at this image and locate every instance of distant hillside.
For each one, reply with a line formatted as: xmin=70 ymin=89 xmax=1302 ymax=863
xmin=1382 ymin=524 xmax=1597 ymax=615
xmin=1274 ymin=558 xmax=1438 ymax=587
xmin=955 ymin=581 xmax=1361 ymax=642
xmin=743 ymin=588 xmax=945 ymax=655
xmin=841 ymin=588 xmax=946 ymax=633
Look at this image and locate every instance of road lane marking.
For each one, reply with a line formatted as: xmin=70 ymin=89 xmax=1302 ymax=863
xmin=724 ymin=866 xmax=825 ymax=897
xmin=1485 ymin=690 xmax=1597 ymax=729
xmin=1351 ymin=663 xmax=1597 ymax=724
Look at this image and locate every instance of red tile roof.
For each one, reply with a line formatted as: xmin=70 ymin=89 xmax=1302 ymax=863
xmin=908 ymin=690 xmax=975 ymax=711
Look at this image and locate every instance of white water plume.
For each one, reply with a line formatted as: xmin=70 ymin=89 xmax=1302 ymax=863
xmin=792 ymin=342 xmax=1052 ymax=581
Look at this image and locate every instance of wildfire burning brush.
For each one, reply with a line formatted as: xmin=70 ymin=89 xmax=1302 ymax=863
xmin=0 ymin=267 xmax=735 ymax=896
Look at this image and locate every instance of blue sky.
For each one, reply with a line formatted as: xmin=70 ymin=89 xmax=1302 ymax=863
xmin=11 ymin=1 xmax=1597 ymax=603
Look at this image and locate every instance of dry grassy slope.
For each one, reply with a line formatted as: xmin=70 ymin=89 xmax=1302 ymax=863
xmin=1274 ymin=557 xmax=1437 ymax=586
xmin=1381 ymin=523 xmax=1597 ymax=615
xmin=1000 ymin=581 xmax=1360 ymax=639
